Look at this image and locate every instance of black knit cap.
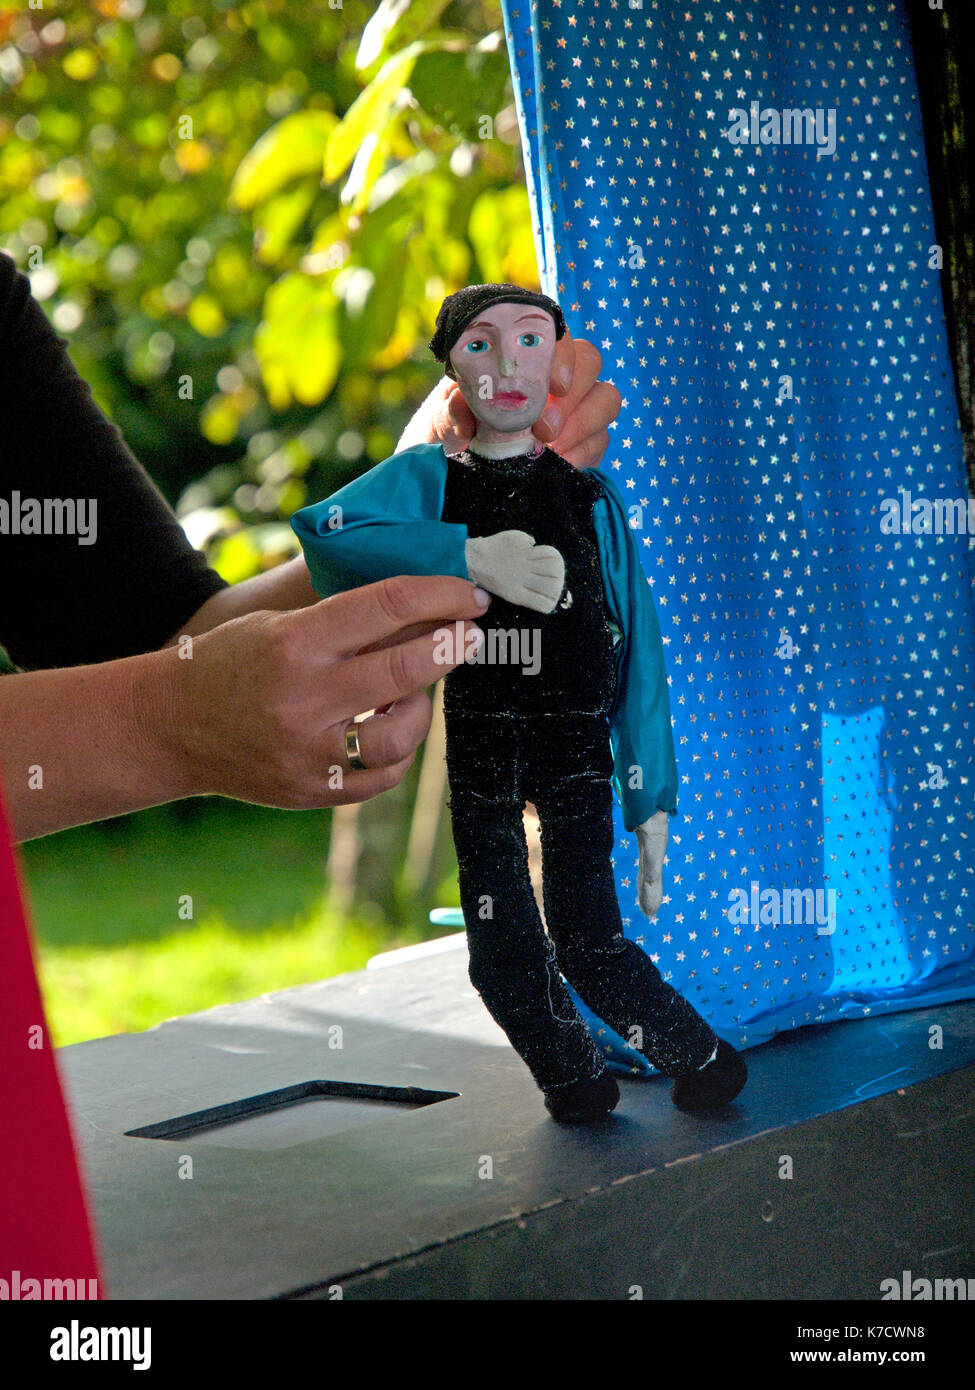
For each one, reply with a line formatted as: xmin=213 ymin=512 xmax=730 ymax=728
xmin=429 ymin=282 xmax=566 ymax=378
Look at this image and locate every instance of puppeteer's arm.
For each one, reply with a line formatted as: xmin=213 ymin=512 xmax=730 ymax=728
xmin=291 ymin=446 xmax=469 ymax=597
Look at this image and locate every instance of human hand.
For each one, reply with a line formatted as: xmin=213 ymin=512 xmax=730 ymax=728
xmin=465 ymin=531 xmax=565 ymax=613
xmin=396 ymin=328 xmax=622 ymax=468
xmin=154 ymin=575 xmax=490 ymax=809
xmin=636 ymin=810 xmax=670 ymax=919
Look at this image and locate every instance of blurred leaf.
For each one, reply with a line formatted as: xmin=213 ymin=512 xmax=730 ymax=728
xmin=255 ymin=271 xmax=342 ymax=409
xmin=175 ymin=140 xmax=213 ymax=175
xmin=178 ymin=505 xmax=240 ymax=550
xmin=356 ymin=0 xmax=452 ymax=73
xmin=187 ymin=293 xmax=228 ymax=338
xmin=251 ymin=521 xmax=301 ymax=561
xmin=200 ymin=394 xmax=240 ymax=445
xmin=365 ymin=146 xmax=436 ymax=215
xmin=342 ymin=240 xmax=410 ymax=370
xmin=210 ymin=529 xmax=261 ymax=584
xmin=468 ymin=185 xmax=537 ymax=284
xmin=408 ymin=42 xmax=510 ymax=136
xmin=257 ymin=23 xmax=296 ymax=66
xmin=341 ymin=116 xmax=401 ymax=214
xmin=230 ymin=110 xmax=338 ymax=211
xmin=62 ymin=48 xmax=99 ymax=82
xmin=323 ymin=40 xmax=433 ymax=184
xmin=253 ymin=182 xmax=319 ymax=265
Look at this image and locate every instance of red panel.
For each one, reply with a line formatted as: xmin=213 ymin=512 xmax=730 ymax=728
xmin=0 ymin=780 xmax=102 ymax=1298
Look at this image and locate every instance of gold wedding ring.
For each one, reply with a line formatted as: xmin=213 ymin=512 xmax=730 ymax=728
xmin=344 ymin=720 xmax=367 ymax=771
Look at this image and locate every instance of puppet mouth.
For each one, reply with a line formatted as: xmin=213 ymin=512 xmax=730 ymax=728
xmin=493 ymin=391 xmax=528 ymax=408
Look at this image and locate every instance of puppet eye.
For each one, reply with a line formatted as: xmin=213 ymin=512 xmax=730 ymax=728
xmin=518 ymin=332 xmax=540 ymax=347
xmin=464 ymin=339 xmax=489 ymax=354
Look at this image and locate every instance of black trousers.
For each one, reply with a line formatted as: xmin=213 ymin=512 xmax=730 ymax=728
xmin=444 ymin=706 xmax=718 ymax=1093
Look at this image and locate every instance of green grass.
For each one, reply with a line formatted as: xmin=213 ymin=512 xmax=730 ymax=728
xmin=33 ymin=910 xmax=388 ymax=1047
xmin=18 ymin=800 xmax=441 ymax=1047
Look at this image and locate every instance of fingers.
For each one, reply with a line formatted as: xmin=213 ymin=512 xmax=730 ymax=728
xmin=520 ymin=551 xmax=565 ymax=609
xmin=523 ymin=574 xmax=561 ymax=591
xmin=533 ymin=337 xmax=623 ymax=469
xmin=559 ymin=427 xmax=611 ymax=470
xmin=526 ymin=545 xmax=564 ymax=575
xmin=554 ymin=382 xmax=622 ymax=460
xmin=394 ymin=377 xmax=476 ymax=454
xmin=442 ymin=381 xmax=477 ymax=451
xmin=535 ymin=337 xmax=602 ymax=440
xmin=318 ymin=753 xmax=418 ymax=807
xmin=300 ymin=686 xmax=440 ymax=810
xmin=420 ymin=376 xmax=477 ymax=454
xmin=355 ymin=617 xmax=459 ymax=656
xmin=522 ymin=582 xmax=561 ymax=602
xmin=298 ymin=574 xmax=489 ymax=661
xmin=394 ymin=378 xmax=451 ymax=453
xmin=327 ymin=613 xmax=483 ymax=717
xmin=547 ymin=326 xmax=576 ymax=397
xmin=521 ymin=572 xmax=563 ymax=598
xmin=339 ymin=690 xmax=432 ymax=776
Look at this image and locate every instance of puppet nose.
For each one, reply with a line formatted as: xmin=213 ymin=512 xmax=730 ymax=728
xmin=499 ymin=355 xmax=518 ymax=376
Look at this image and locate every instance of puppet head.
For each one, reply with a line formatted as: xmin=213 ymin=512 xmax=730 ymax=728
xmin=429 ymin=284 xmax=566 ymax=451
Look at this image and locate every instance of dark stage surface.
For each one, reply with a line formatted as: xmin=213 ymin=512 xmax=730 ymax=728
xmin=58 ymin=936 xmax=975 ymax=1299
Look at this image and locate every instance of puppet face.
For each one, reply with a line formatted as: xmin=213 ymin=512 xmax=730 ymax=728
xmin=448 ymin=301 xmax=556 ymax=437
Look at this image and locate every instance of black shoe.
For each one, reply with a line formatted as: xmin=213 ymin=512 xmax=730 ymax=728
xmin=544 ymin=1071 xmax=620 ymax=1124
xmin=671 ymin=1039 xmax=747 ymax=1111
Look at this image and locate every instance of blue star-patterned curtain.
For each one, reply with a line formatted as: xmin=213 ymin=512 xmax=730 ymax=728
xmin=499 ymin=0 xmax=975 ymax=1066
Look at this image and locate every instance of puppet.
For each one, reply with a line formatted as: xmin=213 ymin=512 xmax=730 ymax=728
xmin=292 ymin=284 xmax=747 ymax=1123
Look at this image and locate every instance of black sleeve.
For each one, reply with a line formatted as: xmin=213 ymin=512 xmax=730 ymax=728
xmin=0 ymin=252 xmax=229 ymax=670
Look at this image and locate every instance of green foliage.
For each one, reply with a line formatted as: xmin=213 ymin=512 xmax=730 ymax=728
xmin=0 ymin=0 xmax=536 ymax=584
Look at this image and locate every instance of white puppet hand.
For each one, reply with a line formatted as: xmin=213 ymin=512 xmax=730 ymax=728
xmin=636 ymin=810 xmax=670 ymax=919
xmin=465 ymin=531 xmax=565 ymax=614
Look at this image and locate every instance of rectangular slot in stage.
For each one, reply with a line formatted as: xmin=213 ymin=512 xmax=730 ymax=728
xmin=125 ymin=1080 xmax=460 ymax=1151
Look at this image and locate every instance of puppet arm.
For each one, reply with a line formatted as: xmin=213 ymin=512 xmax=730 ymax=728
xmin=292 ymin=444 xmax=565 ymax=613
xmin=593 ymin=481 xmax=679 ymax=919
xmin=635 ymin=810 xmax=669 ymax=919
xmin=465 ymin=532 xmax=565 ymax=613
xmin=291 ymin=446 xmax=469 ymax=596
